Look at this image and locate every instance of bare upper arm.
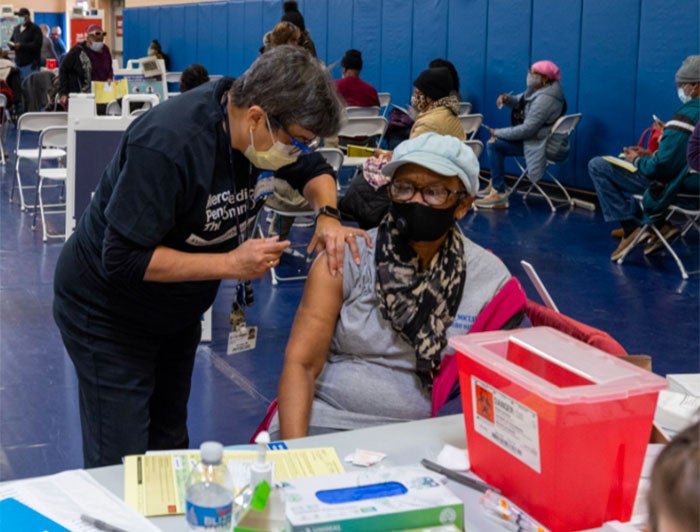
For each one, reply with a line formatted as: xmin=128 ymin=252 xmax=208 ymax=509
xmin=284 ymin=251 xmax=345 ymax=376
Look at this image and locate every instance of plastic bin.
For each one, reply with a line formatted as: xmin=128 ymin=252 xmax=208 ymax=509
xmin=450 ymin=327 xmax=667 ymax=531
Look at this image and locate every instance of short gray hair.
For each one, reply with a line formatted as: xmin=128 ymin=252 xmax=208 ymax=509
xmin=230 ymin=46 xmax=344 ymax=138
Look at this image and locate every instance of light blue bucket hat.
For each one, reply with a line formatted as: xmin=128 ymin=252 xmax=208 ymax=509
xmin=381 ymin=133 xmax=480 ymax=196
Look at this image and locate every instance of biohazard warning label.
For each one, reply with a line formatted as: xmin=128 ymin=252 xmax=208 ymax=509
xmin=471 ymin=377 xmax=541 ymax=473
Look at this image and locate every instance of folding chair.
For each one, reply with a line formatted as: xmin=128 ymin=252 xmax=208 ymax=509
xmin=377 ymin=92 xmax=391 ymax=116
xmin=165 ymin=71 xmax=182 ymax=84
xmin=252 ymin=149 xmax=346 ymax=286
xmin=459 ymin=101 xmax=472 ymax=115
xmin=346 ymin=106 xmax=381 ymax=117
xmin=12 ymin=112 xmax=68 ymax=211
xmin=616 ymin=186 xmax=700 ymax=280
xmin=252 ymin=201 xmax=315 ymax=286
xmin=458 ymin=113 xmax=483 ymax=140
xmin=509 ymin=113 xmax=582 ymax=212
xmin=0 ymin=93 xmax=9 ymax=164
xmin=105 ymin=100 xmax=121 ymax=116
xmin=464 ymin=139 xmax=483 ymax=158
xmin=338 ymin=116 xmax=388 ymax=179
xmin=31 ymin=126 xmax=68 ymax=241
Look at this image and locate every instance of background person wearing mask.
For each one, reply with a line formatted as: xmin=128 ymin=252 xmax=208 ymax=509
xmin=588 ymin=55 xmax=700 ymax=260
xmin=410 ymin=67 xmax=465 ymax=140
xmin=58 ymin=24 xmax=113 ymax=112
xmin=476 ymin=60 xmax=567 ymax=210
xmin=53 ymin=46 xmax=368 ymax=468
xmin=333 ymin=49 xmax=380 ymax=108
xmin=8 ymin=8 xmax=42 ymax=81
xmin=147 ymin=39 xmax=168 ymax=70
xmin=83 ymin=25 xmax=113 ymax=84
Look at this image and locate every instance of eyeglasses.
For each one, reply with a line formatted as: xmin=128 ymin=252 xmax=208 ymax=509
xmin=89 ymin=31 xmax=106 ymax=38
xmin=269 ymin=115 xmax=320 ymax=153
xmin=389 ymin=181 xmax=466 ymax=206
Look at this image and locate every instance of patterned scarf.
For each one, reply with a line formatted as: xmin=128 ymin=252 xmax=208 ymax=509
xmin=375 ymin=212 xmax=466 ymax=388
xmin=428 ymin=94 xmax=461 ymax=116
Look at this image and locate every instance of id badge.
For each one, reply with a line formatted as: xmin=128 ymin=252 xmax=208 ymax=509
xmin=254 ymin=171 xmax=275 ymax=203
xmin=227 ymin=326 xmax=258 ymax=355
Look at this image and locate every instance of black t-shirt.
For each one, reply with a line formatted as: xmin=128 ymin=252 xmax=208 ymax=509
xmin=56 ymin=78 xmax=332 ymax=335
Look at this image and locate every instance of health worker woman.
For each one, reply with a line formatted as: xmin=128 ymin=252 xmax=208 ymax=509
xmin=53 ymin=46 xmax=368 ymax=467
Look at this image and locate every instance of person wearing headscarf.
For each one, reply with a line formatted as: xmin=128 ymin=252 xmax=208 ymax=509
xmin=333 ymin=49 xmax=380 ymax=108
xmin=410 ymin=67 xmax=465 ymax=140
xmin=476 ymin=60 xmax=568 ymax=209
xmin=272 ymin=133 xmax=513 ymax=438
xmin=588 ymin=55 xmax=700 ymax=260
xmin=281 ymin=1 xmax=316 ymax=57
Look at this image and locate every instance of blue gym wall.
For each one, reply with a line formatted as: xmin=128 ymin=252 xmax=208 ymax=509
xmin=34 ymin=12 xmax=66 ymax=38
xmin=122 ymin=0 xmax=699 ymax=191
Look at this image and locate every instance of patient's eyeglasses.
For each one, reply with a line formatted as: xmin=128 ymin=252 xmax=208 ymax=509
xmin=89 ymin=31 xmax=106 ymax=38
xmin=389 ymin=181 xmax=466 ymax=206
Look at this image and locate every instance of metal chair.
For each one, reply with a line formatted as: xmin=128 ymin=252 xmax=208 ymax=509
xmin=31 ymin=126 xmax=68 ymax=241
xmin=459 ymin=101 xmax=472 ymax=115
xmin=338 ymin=116 xmax=388 ymax=151
xmin=378 ymin=92 xmax=391 ymax=116
xmin=346 ymin=106 xmax=381 ymax=117
xmin=0 ymin=93 xmax=9 ymax=164
xmin=253 ymin=148 xmax=346 ymax=285
xmin=509 ymin=113 xmax=582 ymax=212
xmin=458 ymin=113 xmax=483 ymax=140
xmin=616 ymin=192 xmax=699 ymax=280
xmin=337 ymin=116 xmax=388 ymax=181
xmin=165 ymin=71 xmax=182 ymax=84
xmin=12 ymin=112 xmax=68 ymax=211
xmin=105 ymin=100 xmax=121 ymax=116
xmin=464 ymin=139 xmax=483 ymax=158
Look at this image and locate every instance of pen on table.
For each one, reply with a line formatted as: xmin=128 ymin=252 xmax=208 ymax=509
xmin=420 ymin=458 xmax=500 ymax=493
xmin=80 ymin=513 xmax=130 ymax=532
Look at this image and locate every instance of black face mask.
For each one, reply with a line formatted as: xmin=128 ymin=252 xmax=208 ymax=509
xmin=390 ymin=201 xmax=458 ymax=242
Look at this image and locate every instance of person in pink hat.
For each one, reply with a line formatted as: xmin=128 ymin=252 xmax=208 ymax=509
xmin=58 ymin=23 xmax=113 ymax=112
xmin=476 ymin=59 xmax=568 ymax=209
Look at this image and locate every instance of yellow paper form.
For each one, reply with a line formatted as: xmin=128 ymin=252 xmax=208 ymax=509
xmin=601 ymin=155 xmax=637 ymax=173
xmin=93 ymin=79 xmax=129 ymax=104
xmin=124 ymin=447 xmax=344 ymax=517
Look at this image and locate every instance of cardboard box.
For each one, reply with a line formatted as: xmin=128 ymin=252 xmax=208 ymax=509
xmin=284 ymin=466 xmax=463 ymax=531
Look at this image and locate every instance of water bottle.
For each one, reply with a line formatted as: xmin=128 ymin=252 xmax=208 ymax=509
xmin=185 ymin=441 xmax=234 ymax=531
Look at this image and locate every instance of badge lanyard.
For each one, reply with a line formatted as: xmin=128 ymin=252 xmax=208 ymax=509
xmin=222 ymin=96 xmax=259 ymax=353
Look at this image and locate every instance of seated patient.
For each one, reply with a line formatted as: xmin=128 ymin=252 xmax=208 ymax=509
xmin=476 ymin=60 xmax=568 ymax=209
xmin=272 ymin=133 xmax=513 ymax=439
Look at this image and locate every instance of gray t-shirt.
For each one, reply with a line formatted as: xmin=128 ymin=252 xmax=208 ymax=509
xmin=270 ymin=228 xmax=511 ymax=436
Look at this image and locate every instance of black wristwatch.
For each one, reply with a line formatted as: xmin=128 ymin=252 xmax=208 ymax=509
xmin=315 ymin=206 xmax=342 ymax=222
